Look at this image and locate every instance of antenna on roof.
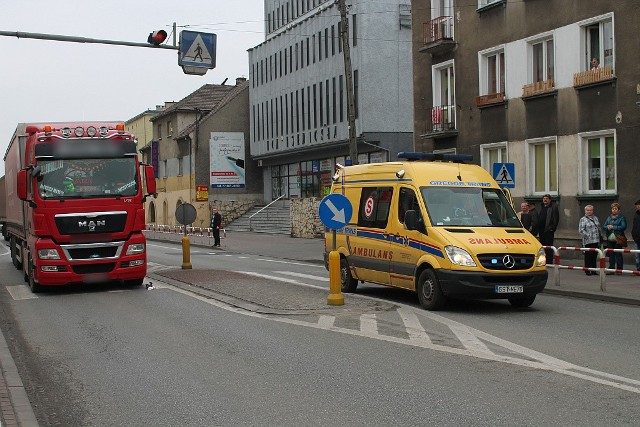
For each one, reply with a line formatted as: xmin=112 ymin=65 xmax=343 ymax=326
xmin=221 ymin=78 xmax=228 ymax=85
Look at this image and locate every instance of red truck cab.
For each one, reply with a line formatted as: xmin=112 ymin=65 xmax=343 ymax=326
xmin=6 ymin=122 xmax=156 ymax=292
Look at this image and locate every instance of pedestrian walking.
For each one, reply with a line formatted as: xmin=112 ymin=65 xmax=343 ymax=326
xmin=537 ymin=194 xmax=559 ymax=262
xmin=517 ymin=202 xmax=531 ymax=230
xmin=631 ymin=200 xmax=640 ymax=271
xmin=210 ymin=208 xmax=222 ymax=247
xmin=603 ymin=202 xmax=627 ymax=273
xmin=578 ymin=205 xmax=602 ymax=275
xmin=527 ymin=202 xmax=539 ymax=237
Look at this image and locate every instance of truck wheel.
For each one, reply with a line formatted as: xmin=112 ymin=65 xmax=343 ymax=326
xmin=417 ymin=269 xmax=446 ymax=310
xmin=124 ymin=278 xmax=144 ymax=287
xmin=10 ymin=237 xmax=22 ymax=270
xmin=340 ymin=258 xmax=358 ymax=292
xmin=508 ymin=295 xmax=536 ymax=308
xmin=28 ymin=257 xmax=43 ymax=293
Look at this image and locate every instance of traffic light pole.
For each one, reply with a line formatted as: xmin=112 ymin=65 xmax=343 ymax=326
xmin=338 ymin=0 xmax=358 ymax=165
xmin=0 ymin=30 xmax=179 ymax=50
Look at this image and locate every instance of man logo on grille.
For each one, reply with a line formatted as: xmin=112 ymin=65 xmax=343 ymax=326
xmin=502 ymin=255 xmax=516 ymax=269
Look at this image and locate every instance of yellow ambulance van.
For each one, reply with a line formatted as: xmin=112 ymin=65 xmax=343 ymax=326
xmin=323 ymin=152 xmax=548 ymax=310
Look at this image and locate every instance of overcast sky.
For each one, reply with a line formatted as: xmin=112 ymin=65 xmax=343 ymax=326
xmin=0 ymin=0 xmax=265 ymax=176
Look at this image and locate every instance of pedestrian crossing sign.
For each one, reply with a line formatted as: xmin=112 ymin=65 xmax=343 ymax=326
xmin=179 ymin=30 xmax=216 ymax=73
xmin=493 ymin=162 xmax=515 ymax=188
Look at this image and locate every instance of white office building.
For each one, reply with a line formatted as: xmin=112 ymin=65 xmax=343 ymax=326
xmin=249 ymin=0 xmax=414 ymax=201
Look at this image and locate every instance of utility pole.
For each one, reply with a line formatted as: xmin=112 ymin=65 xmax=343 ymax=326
xmin=338 ymin=0 xmax=358 ymax=165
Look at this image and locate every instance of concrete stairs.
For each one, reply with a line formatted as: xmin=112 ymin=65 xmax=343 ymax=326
xmin=225 ymin=203 xmax=291 ymax=235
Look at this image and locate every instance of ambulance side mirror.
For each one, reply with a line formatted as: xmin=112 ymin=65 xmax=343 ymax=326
xmin=404 ymin=210 xmax=418 ymax=230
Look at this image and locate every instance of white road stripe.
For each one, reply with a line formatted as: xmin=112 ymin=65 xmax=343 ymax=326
xmin=241 ymin=271 xmax=326 ymax=290
xmin=318 ymin=315 xmax=335 ymax=328
xmin=275 ymin=271 xmax=329 ymax=282
xmin=360 ymin=314 xmax=378 ymax=334
xmin=6 ymin=285 xmax=38 ymax=300
xmin=449 ymin=324 xmax=493 ymax=355
xmin=398 ymin=308 xmax=432 ymax=344
xmin=256 ymin=258 xmax=324 ymax=268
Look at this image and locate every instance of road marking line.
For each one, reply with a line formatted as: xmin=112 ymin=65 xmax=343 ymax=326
xmin=360 ymin=314 xmax=378 ymax=334
xmin=449 ymin=324 xmax=493 ymax=355
xmin=318 ymin=315 xmax=335 ymax=328
xmin=256 ymin=258 xmax=324 ymax=268
xmin=6 ymin=285 xmax=38 ymax=300
xmin=397 ymin=308 xmax=432 ymax=344
xmin=240 ymin=271 xmax=326 ymax=290
xmin=275 ymin=271 xmax=329 ymax=282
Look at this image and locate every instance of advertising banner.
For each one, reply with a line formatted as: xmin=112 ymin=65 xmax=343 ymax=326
xmin=210 ymin=132 xmax=245 ymax=188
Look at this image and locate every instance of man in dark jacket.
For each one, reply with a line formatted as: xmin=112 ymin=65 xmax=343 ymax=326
xmin=537 ymin=194 xmax=559 ymax=262
xmin=211 ymin=208 xmax=222 ymax=247
xmin=632 ymin=200 xmax=640 ymax=271
xmin=527 ymin=202 xmax=539 ymax=237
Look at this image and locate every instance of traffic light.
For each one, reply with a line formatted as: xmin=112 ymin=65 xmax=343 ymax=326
xmin=147 ymin=30 xmax=167 ymax=46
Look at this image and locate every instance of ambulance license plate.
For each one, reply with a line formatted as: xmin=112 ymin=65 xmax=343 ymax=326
xmin=495 ymin=285 xmax=523 ymax=294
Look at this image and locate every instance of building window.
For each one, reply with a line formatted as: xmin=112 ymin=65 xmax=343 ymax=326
xmin=167 ymin=121 xmax=173 ymax=137
xmin=583 ymin=16 xmax=613 ymax=71
xmin=352 ymin=14 xmax=357 ymax=47
xmin=353 ymin=69 xmax=359 ymax=119
xmin=432 ymin=60 xmax=456 ymax=130
xmin=157 ymin=123 xmax=162 ymax=140
xmin=480 ymin=143 xmax=507 ymax=172
xmin=580 ymin=131 xmax=616 ymax=194
xmin=479 ymin=47 xmax=504 ymax=96
xmin=478 ymin=0 xmax=503 ymax=7
xmin=527 ymin=137 xmax=557 ymax=195
xmin=530 ymin=37 xmax=554 ymax=83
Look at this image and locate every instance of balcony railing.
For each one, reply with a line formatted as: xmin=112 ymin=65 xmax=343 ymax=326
xmin=425 ymin=105 xmax=457 ymax=136
xmin=475 ymin=92 xmax=505 ymax=107
xmin=522 ymin=79 xmax=555 ymax=97
xmin=421 ymin=16 xmax=455 ymax=54
xmin=573 ymin=66 xmax=614 ymax=87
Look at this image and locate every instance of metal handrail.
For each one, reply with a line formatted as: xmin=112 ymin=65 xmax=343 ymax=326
xmin=249 ymin=194 xmax=286 ymax=231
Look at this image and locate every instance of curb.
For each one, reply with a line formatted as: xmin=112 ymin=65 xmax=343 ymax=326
xmin=543 ymin=288 xmax=640 ymax=306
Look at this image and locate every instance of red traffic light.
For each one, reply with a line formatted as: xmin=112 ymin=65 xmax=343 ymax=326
xmin=147 ymin=30 xmax=168 ymax=46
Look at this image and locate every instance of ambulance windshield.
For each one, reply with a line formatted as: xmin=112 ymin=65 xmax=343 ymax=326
xmin=421 ymin=187 xmax=521 ymax=227
xmin=37 ymin=158 xmax=139 ymax=199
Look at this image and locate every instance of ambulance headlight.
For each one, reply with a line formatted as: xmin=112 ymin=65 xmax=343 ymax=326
xmin=38 ymin=249 xmax=61 ymax=260
xmin=536 ymin=247 xmax=547 ymax=267
xmin=445 ymin=246 xmax=476 ymax=267
xmin=126 ymin=243 xmax=145 ymax=255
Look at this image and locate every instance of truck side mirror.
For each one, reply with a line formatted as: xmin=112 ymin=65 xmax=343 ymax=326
xmin=144 ymin=165 xmax=156 ymax=195
xmin=404 ymin=210 xmax=417 ymax=230
xmin=17 ymin=169 xmax=28 ymax=201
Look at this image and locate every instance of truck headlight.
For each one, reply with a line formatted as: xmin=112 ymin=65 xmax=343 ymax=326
xmin=126 ymin=243 xmax=145 ymax=255
xmin=38 ymin=249 xmax=61 ymax=260
xmin=536 ymin=247 xmax=547 ymax=267
xmin=445 ymin=246 xmax=476 ymax=267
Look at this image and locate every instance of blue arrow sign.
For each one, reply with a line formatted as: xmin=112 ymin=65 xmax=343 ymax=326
xmin=319 ymin=194 xmax=353 ymax=230
xmin=493 ymin=162 xmax=515 ymax=188
xmin=179 ymin=31 xmax=216 ymax=69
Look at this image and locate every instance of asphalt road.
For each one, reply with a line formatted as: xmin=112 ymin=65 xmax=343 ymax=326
xmin=0 ymin=240 xmax=638 ymax=426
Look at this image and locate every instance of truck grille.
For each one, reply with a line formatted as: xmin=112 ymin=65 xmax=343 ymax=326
xmin=477 ymin=253 xmax=535 ymax=270
xmin=60 ymin=242 xmax=124 ymax=261
xmin=54 ymin=211 xmax=127 ymax=234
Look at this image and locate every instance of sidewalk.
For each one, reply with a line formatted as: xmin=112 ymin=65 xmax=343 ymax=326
xmin=145 ymin=229 xmax=640 ymax=306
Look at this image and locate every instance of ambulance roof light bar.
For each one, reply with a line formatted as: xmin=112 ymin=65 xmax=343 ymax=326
xmin=397 ymin=152 xmax=473 ymax=163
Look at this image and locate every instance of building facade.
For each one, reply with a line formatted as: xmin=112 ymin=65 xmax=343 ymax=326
xmin=249 ymin=0 xmax=414 ymax=202
xmin=413 ymin=0 xmax=640 ymax=245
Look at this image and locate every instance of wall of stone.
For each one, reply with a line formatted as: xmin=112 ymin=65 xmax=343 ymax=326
xmin=291 ymin=198 xmax=323 ymax=239
xmin=209 ymin=199 xmax=257 ymax=226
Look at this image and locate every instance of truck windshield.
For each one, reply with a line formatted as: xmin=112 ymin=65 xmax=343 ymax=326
xmin=37 ymin=158 xmax=138 ymax=199
xmin=421 ymin=187 xmax=521 ymax=227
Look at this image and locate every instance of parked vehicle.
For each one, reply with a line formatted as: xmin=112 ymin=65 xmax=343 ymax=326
xmin=4 ymin=122 xmax=156 ymax=292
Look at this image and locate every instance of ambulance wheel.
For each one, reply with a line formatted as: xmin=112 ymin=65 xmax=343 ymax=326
xmin=417 ymin=269 xmax=446 ymax=310
xmin=508 ymin=295 xmax=536 ymax=308
xmin=28 ymin=257 xmax=43 ymax=294
xmin=340 ymin=258 xmax=358 ymax=293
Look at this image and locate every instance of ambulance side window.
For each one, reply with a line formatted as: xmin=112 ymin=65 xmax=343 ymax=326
xmin=357 ymin=187 xmax=393 ymax=229
xmin=398 ymin=187 xmax=424 ymax=230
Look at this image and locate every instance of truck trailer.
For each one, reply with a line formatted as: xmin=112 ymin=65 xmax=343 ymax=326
xmin=4 ymin=122 xmax=156 ymax=292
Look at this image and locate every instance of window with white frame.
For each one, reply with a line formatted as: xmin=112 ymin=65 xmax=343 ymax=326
xmin=432 ymin=60 xmax=456 ymax=129
xmin=583 ymin=17 xmax=613 ymax=70
xmin=530 ymin=37 xmax=554 ymax=83
xmin=580 ymin=131 xmax=616 ymax=194
xmin=480 ymin=142 xmax=507 ymax=172
xmin=478 ymin=0 xmax=502 ymax=8
xmin=527 ymin=138 xmax=557 ymax=195
xmin=479 ymin=47 xmax=505 ymax=96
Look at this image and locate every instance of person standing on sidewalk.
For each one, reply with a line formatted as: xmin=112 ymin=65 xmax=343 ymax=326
xmin=537 ymin=194 xmax=559 ymax=262
xmin=631 ymin=200 xmax=640 ymax=271
xmin=603 ymin=202 xmax=627 ymax=273
xmin=578 ymin=205 xmax=602 ymax=276
xmin=210 ymin=208 xmax=222 ymax=247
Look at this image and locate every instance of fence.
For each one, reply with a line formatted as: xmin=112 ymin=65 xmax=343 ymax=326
xmin=544 ymin=245 xmax=640 ymax=292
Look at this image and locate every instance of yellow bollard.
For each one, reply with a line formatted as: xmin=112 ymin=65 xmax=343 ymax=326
xmin=181 ymin=236 xmax=192 ymax=269
xmin=327 ymin=250 xmax=344 ymax=305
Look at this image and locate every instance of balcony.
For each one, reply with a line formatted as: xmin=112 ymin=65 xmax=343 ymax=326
xmin=419 ymin=16 xmax=455 ymax=55
xmin=475 ymin=92 xmax=505 ymax=108
xmin=573 ymin=66 xmax=615 ymax=88
xmin=522 ymin=79 xmax=555 ymax=99
xmin=421 ymin=105 xmax=458 ymax=139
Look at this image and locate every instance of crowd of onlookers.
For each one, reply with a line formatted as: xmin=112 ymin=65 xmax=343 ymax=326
xmin=518 ymin=196 xmax=640 ymax=274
